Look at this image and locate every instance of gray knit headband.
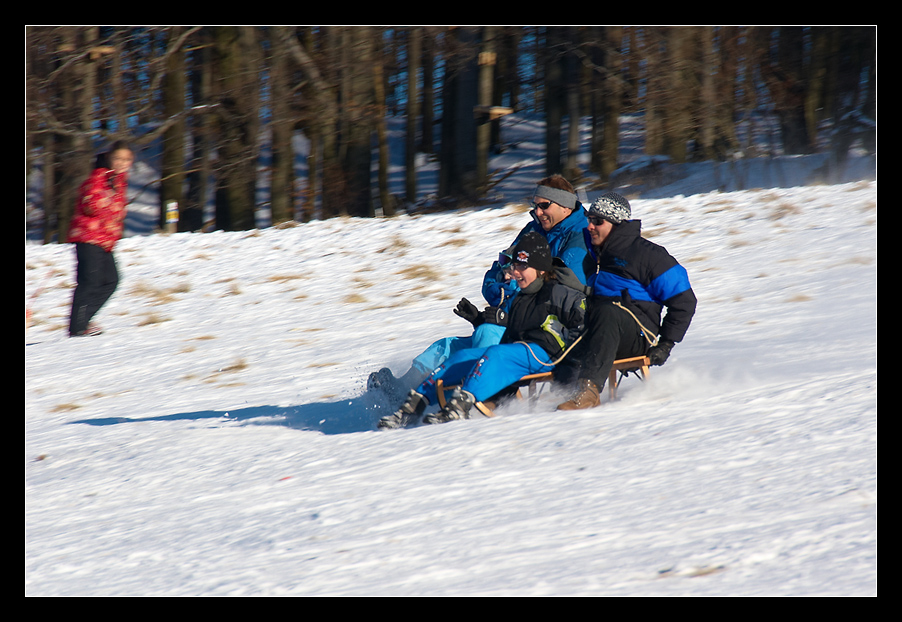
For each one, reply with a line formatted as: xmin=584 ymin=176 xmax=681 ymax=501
xmin=533 ymin=185 xmax=577 ymax=210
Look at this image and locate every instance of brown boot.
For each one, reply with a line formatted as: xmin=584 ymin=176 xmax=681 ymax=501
xmin=556 ymin=379 xmax=601 ymax=411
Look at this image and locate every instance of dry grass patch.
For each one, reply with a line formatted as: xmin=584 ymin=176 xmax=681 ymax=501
xmin=344 ymin=292 xmax=368 ymax=304
xmin=398 ymin=264 xmax=441 ymax=281
xmin=438 ymin=237 xmax=469 ymax=247
xmin=218 ymin=358 xmax=248 ymax=373
xmin=50 ymin=402 xmax=82 ymax=412
xmin=265 ymin=274 xmax=308 ymax=284
xmin=769 ymin=201 xmax=802 ymax=220
xmin=702 ymin=199 xmax=737 ymax=214
xmin=379 ymin=234 xmax=410 ymax=255
xmin=129 ymin=280 xmax=191 ymax=305
xmin=199 ymin=358 xmax=249 ymax=384
xmin=137 ymin=312 xmax=171 ymax=327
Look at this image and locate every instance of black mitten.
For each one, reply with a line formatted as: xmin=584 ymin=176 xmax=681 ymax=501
xmin=647 ymin=340 xmax=674 ymax=366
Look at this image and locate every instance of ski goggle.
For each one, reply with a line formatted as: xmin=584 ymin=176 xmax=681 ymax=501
xmin=505 ymin=262 xmax=530 ymax=273
xmin=498 ymin=251 xmax=514 ymax=267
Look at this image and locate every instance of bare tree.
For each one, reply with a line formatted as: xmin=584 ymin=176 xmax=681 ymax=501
xmin=405 ymin=27 xmax=421 ymax=206
xmin=210 ymin=27 xmax=262 ymax=231
xmin=160 ymin=27 xmax=187 ymax=230
xmin=27 ymin=26 xmax=877 ymax=242
xmin=268 ymin=26 xmax=296 ymax=225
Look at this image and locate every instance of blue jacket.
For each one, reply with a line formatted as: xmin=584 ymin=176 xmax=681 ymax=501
xmin=583 ymin=219 xmax=696 ymax=344
xmin=481 ymin=205 xmax=590 ymax=309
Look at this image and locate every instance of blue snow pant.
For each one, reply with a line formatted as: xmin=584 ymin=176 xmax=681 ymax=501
xmin=417 ymin=342 xmax=554 ymax=404
xmin=410 ymin=322 xmax=506 ymax=375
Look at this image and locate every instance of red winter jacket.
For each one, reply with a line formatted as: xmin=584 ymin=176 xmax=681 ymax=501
xmin=68 ymin=168 xmax=129 ymax=252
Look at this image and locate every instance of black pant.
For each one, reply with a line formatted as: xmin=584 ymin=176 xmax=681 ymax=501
xmin=69 ymin=242 xmax=119 ymax=335
xmin=571 ymin=300 xmax=649 ymax=389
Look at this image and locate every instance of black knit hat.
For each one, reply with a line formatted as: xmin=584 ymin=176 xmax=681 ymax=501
xmin=511 ymin=231 xmax=553 ymax=272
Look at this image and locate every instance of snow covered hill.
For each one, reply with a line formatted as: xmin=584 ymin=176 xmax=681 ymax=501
xmin=26 ymin=115 xmax=876 ymax=594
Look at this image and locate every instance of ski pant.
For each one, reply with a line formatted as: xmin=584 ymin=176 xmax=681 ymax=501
xmin=410 ymin=322 xmax=506 ymax=375
xmin=417 ymin=342 xmax=553 ymax=404
xmin=69 ymin=242 xmax=119 ymax=335
xmin=570 ymin=299 xmax=649 ymax=390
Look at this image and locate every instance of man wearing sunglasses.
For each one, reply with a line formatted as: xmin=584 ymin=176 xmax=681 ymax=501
xmin=368 ymin=175 xmax=591 ymax=405
xmin=557 ymin=192 xmax=697 ymax=410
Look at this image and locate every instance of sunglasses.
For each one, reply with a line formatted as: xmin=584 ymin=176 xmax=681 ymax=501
xmin=531 ymin=201 xmax=553 ymax=211
xmin=588 ymin=215 xmax=611 ymax=226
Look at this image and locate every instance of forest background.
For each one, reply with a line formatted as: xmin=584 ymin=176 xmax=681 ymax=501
xmin=25 ymin=26 xmax=877 ymax=242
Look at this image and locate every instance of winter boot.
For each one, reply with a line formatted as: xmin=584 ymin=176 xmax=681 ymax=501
xmin=424 ymin=388 xmax=475 ymax=425
xmin=556 ymin=379 xmax=601 ymax=411
xmin=378 ymin=389 xmax=428 ymax=429
xmin=368 ymin=367 xmax=404 ymax=396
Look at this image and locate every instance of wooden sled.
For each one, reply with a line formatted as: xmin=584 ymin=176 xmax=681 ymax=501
xmin=435 ymin=355 xmax=651 ymax=417
xmin=607 ymin=356 xmax=651 ymax=401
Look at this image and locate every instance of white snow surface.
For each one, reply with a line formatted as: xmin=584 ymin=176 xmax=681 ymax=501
xmin=26 ymin=119 xmax=876 ymax=596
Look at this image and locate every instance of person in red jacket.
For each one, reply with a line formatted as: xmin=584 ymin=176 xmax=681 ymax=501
xmin=68 ymin=141 xmax=134 ymax=337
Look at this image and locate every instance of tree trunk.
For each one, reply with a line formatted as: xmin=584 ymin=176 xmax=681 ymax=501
xmin=212 ymin=26 xmax=260 ymax=231
xmin=160 ymin=27 xmax=186 ymax=231
xmin=643 ymin=28 xmax=665 ymax=156
xmin=268 ymin=26 xmax=295 ymax=225
xmin=342 ymin=27 xmax=375 ymax=218
xmin=405 ymin=27 xmax=421 ymax=205
xmin=439 ymin=27 xmax=480 ymax=200
xmin=663 ymin=27 xmax=695 ymax=164
xmin=770 ymin=27 xmax=814 ymax=155
xmin=185 ymin=28 xmax=212 ymax=232
xmin=373 ymin=29 xmax=394 ymax=216
xmin=421 ymin=29 xmax=436 ymax=154
xmin=544 ymin=27 xmax=565 ymax=175
xmin=476 ymin=26 xmax=498 ymax=186
xmin=594 ymin=26 xmax=623 ymax=182
xmin=57 ymin=28 xmax=96 ymax=243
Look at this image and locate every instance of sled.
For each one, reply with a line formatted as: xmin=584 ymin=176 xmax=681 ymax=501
xmin=607 ymin=356 xmax=651 ymax=401
xmin=435 ymin=356 xmax=651 ymax=417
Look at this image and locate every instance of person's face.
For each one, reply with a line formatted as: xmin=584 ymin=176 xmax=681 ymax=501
xmin=587 ymin=216 xmax=614 ymax=246
xmin=110 ymin=149 xmax=134 ymax=175
xmin=533 ymin=200 xmax=571 ymax=231
xmin=507 ymin=262 xmax=539 ymax=289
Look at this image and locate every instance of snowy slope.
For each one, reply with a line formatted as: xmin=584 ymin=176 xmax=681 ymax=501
xmin=26 ymin=119 xmax=876 ymax=596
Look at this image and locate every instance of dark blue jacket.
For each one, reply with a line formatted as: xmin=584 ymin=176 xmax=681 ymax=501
xmin=583 ymin=220 xmax=696 ymax=344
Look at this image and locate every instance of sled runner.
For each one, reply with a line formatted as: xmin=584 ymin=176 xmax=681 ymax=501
xmin=606 ymin=356 xmax=651 ymax=400
xmin=435 ymin=355 xmax=651 ymax=417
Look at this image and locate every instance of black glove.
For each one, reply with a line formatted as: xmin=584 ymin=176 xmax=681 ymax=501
xmin=647 ymin=340 xmax=674 ymax=366
xmin=482 ymin=306 xmax=507 ymax=326
xmin=453 ymin=298 xmax=483 ymax=327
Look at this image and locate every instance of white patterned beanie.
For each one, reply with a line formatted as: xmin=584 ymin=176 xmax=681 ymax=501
xmin=589 ymin=192 xmax=631 ymax=224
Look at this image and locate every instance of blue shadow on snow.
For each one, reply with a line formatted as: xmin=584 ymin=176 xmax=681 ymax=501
xmin=68 ymin=391 xmax=397 ymax=435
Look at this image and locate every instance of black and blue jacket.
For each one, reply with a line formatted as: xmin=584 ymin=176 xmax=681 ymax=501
xmin=499 ymin=273 xmax=586 ymax=361
xmin=583 ymin=220 xmax=696 ymax=344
